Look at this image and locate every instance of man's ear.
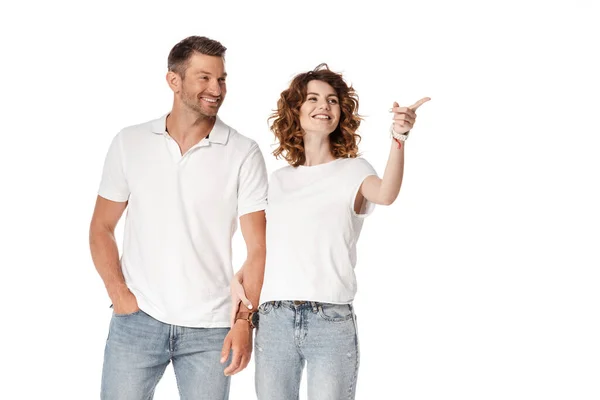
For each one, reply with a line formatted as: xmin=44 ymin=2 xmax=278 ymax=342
xmin=166 ymin=70 xmax=181 ymax=93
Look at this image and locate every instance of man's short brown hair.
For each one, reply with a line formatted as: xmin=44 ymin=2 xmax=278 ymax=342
xmin=167 ymin=36 xmax=227 ymax=77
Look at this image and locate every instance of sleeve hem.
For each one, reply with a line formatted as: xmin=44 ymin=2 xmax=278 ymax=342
xmin=238 ymin=202 xmax=267 ymax=217
xmin=98 ymin=191 xmax=129 ymax=203
xmin=350 ymin=174 xmax=378 ymax=219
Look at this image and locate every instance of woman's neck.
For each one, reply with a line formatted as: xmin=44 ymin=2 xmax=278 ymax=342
xmin=302 ymin=132 xmax=335 ymax=166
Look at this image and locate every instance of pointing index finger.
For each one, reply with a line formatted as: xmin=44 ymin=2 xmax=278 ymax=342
xmin=409 ymin=97 xmax=431 ymax=111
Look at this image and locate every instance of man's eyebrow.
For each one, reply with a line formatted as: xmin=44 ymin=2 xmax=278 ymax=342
xmin=195 ymin=70 xmax=228 ymax=78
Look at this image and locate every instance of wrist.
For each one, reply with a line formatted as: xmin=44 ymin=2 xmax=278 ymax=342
xmin=234 ymin=319 xmax=252 ymax=329
xmin=392 ymin=137 xmax=406 ymax=150
xmin=107 ymin=283 xmax=130 ymax=302
xmin=390 ymin=124 xmax=410 ymax=142
xmin=235 ymin=310 xmax=257 ymax=329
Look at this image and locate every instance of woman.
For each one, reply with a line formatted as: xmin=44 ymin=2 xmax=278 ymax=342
xmin=233 ymin=64 xmax=429 ymax=399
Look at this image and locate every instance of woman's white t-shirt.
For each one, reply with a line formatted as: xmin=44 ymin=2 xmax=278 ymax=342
xmin=259 ymin=157 xmax=378 ymax=305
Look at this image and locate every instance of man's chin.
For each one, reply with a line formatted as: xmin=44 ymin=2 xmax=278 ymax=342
xmin=189 ymin=108 xmax=219 ymax=119
xmin=199 ymin=105 xmax=220 ymax=117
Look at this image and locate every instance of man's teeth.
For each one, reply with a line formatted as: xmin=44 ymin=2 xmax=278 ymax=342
xmin=202 ymin=98 xmax=218 ymax=103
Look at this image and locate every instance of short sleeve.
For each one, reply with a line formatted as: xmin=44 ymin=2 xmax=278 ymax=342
xmin=98 ymin=133 xmax=130 ymax=202
xmin=351 ymin=158 xmax=378 ymax=218
xmin=237 ymin=144 xmax=268 ymax=216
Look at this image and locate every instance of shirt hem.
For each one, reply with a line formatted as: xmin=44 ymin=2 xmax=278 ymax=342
xmin=134 ymin=296 xmax=231 ymax=328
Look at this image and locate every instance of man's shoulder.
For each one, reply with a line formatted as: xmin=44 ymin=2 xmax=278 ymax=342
xmin=110 ymin=117 xmax=164 ymax=150
xmin=219 ymin=119 xmax=261 ymax=157
xmin=223 ymin=124 xmax=257 ymax=148
xmin=118 ymin=116 xmax=164 ymax=138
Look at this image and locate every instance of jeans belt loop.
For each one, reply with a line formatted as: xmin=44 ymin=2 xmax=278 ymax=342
xmin=311 ymin=302 xmax=318 ymax=313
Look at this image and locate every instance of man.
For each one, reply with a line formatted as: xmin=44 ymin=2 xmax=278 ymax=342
xmin=89 ymin=36 xmax=266 ymax=399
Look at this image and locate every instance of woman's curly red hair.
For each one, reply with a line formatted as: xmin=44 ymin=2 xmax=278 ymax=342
xmin=270 ymin=64 xmax=361 ymax=167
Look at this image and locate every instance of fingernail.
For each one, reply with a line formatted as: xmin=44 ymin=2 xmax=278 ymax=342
xmin=247 ymin=305 xmax=253 ymax=309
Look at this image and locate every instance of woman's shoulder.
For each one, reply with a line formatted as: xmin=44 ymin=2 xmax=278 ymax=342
xmin=340 ymin=156 xmax=374 ymax=169
xmin=269 ymin=164 xmax=294 ymax=180
xmin=337 ymin=157 xmax=378 ymax=180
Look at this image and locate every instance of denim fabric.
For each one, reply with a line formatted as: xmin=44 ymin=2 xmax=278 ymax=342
xmin=101 ymin=310 xmax=230 ymax=400
xmin=255 ymin=301 xmax=359 ymax=400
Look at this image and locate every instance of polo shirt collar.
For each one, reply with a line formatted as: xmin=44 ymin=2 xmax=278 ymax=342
xmin=151 ymin=114 xmax=230 ymax=145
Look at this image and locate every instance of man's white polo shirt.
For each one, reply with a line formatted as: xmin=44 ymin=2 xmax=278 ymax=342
xmin=98 ymin=114 xmax=268 ymax=328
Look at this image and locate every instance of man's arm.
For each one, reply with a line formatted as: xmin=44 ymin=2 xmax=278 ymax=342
xmin=221 ymin=210 xmax=266 ymax=376
xmin=235 ymin=210 xmax=266 ymax=313
xmin=89 ymin=195 xmax=138 ymax=314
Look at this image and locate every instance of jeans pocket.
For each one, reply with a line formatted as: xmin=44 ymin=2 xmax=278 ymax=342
xmin=113 ymin=309 xmax=143 ymax=317
xmin=258 ymin=301 xmax=274 ymax=315
xmin=317 ymin=303 xmax=353 ymax=322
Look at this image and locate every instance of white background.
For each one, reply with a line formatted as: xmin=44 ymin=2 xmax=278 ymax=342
xmin=1 ymin=0 xmax=598 ymax=399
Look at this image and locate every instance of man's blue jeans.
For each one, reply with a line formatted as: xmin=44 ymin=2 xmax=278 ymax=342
xmin=101 ymin=309 xmax=230 ymax=399
xmin=255 ymin=301 xmax=360 ymax=400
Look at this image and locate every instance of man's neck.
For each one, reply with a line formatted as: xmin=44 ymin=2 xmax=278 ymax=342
xmin=167 ymin=109 xmax=217 ymax=147
xmin=166 ymin=108 xmax=216 ymax=152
